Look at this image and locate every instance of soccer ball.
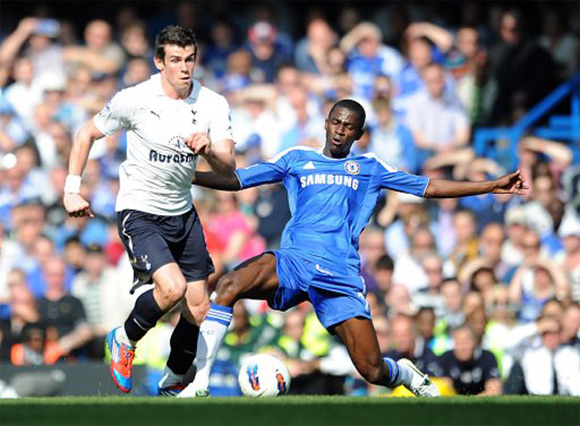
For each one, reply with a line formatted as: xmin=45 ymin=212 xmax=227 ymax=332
xmin=238 ymin=354 xmax=291 ymax=397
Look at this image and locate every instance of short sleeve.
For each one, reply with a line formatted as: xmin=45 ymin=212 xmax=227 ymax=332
xmin=93 ymin=90 xmax=133 ymax=136
xmin=482 ymin=351 xmax=500 ymax=381
xmin=209 ymin=96 xmax=233 ymax=142
xmin=236 ymin=149 xmax=291 ymax=189
xmin=372 ymin=155 xmax=429 ymax=197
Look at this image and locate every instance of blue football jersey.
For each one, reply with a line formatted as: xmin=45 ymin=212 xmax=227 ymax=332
xmin=236 ymin=147 xmax=429 ymax=276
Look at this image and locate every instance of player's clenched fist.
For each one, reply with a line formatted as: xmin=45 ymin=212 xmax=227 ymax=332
xmin=63 ymin=193 xmax=94 ymax=218
xmin=184 ymin=132 xmax=212 ymax=155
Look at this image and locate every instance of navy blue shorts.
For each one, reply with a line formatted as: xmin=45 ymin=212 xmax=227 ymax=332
xmin=117 ymin=208 xmax=214 ymax=286
xmin=268 ymin=249 xmax=371 ymax=330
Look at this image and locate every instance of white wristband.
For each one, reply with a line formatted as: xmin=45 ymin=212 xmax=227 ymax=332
xmin=64 ymin=175 xmax=81 ymax=194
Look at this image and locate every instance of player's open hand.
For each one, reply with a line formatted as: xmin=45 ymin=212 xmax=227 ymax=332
xmin=492 ymin=170 xmax=528 ymax=195
xmin=63 ymin=192 xmax=94 ymax=218
xmin=184 ymin=132 xmax=212 ymax=156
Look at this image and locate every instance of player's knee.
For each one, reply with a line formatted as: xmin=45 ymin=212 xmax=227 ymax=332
xmin=159 ymin=279 xmax=187 ymax=305
xmin=356 ymin=359 xmax=385 ymax=385
xmin=189 ymin=298 xmax=210 ymax=324
xmin=214 ymin=274 xmax=240 ymax=307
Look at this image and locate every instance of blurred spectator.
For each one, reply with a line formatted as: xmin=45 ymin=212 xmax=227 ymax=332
xmin=37 ymin=256 xmax=93 ymax=360
xmin=393 ymin=226 xmax=437 ymax=293
xmin=487 ymin=9 xmax=556 ymax=124
xmin=63 ymin=20 xmax=126 ymax=76
xmin=208 ymin=192 xmax=266 ymax=269
xmin=515 ymin=312 xmax=580 ymax=395
xmin=438 ymin=279 xmax=465 ymax=334
xmin=119 ymin=22 xmax=153 ymax=62
xmin=339 ymin=22 xmax=405 ymax=99
xmin=447 ymin=209 xmax=479 ymax=271
xmin=556 ymin=210 xmax=580 ymax=302
xmin=539 ymin=10 xmax=579 ymax=81
xmin=509 ymin=230 xmax=569 ymax=322
xmin=0 ymin=17 xmax=66 ymax=87
xmin=406 ymin=64 xmax=470 ymax=157
xmin=71 ymin=244 xmax=132 ymax=358
xmin=0 ymin=269 xmax=39 ymax=361
xmin=203 ymin=19 xmax=240 ymax=80
xmin=245 ymin=21 xmax=292 ymax=83
xmin=294 ymin=18 xmax=337 ymax=74
xmin=10 ymin=322 xmax=62 ymax=366
xmin=368 ymin=95 xmax=418 ymax=173
xmin=385 ymin=314 xmax=443 ymax=377
xmin=4 ymin=57 xmax=44 ymax=130
xmin=440 ymin=324 xmax=502 ymax=395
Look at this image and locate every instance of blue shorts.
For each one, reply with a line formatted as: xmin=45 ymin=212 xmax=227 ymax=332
xmin=117 ymin=208 xmax=214 ymax=285
xmin=268 ymin=249 xmax=371 ymax=330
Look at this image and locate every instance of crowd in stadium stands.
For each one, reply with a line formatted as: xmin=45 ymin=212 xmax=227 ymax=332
xmin=0 ymin=2 xmax=579 ymax=397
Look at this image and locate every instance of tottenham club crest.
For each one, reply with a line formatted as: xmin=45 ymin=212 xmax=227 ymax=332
xmin=344 ymin=160 xmax=360 ymax=175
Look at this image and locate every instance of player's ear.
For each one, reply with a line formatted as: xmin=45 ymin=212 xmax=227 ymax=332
xmin=356 ymin=127 xmax=364 ymax=140
xmin=324 ymin=119 xmax=329 ymax=132
xmin=153 ymin=55 xmax=165 ymax=72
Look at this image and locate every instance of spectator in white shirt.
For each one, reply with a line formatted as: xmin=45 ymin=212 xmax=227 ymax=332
xmin=406 ymin=64 xmax=470 ymax=155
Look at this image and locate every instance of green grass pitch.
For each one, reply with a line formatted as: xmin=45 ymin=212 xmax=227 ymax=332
xmin=1 ymin=396 xmax=579 ymax=426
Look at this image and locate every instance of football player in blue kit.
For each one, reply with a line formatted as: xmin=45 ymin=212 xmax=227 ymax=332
xmin=178 ymin=99 xmax=528 ymax=397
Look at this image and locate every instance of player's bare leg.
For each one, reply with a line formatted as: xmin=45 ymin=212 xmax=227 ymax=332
xmin=158 ymin=279 xmax=210 ymax=396
xmin=108 ymin=262 xmax=187 ymax=393
xmin=178 ymin=253 xmax=279 ymax=398
xmin=332 ymin=317 xmax=439 ymax=396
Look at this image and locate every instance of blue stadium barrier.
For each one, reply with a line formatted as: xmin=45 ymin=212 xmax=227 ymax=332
xmin=474 ymin=73 xmax=580 ymax=170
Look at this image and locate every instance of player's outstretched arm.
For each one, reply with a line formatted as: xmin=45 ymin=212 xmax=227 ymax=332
xmin=63 ymin=119 xmax=104 ymax=217
xmin=193 ymin=170 xmax=241 ymax=191
xmin=423 ymin=170 xmax=528 ymax=199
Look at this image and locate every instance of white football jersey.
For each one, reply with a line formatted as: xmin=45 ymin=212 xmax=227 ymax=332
xmin=93 ymin=73 xmax=232 ymax=215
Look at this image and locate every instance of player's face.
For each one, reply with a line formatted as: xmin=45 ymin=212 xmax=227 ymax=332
xmin=154 ymin=44 xmax=196 ymax=96
xmin=324 ymin=107 xmax=363 ymax=158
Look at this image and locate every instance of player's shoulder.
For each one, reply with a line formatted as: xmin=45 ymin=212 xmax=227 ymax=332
xmin=360 ymin=152 xmax=399 ymax=172
xmin=195 ymin=81 xmax=229 ymax=106
xmin=110 ymin=78 xmax=155 ymax=106
xmin=267 ymin=146 xmax=320 ymax=164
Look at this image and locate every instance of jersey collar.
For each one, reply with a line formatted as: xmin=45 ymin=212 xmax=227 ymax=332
xmin=317 ymin=148 xmax=357 ymax=161
xmin=149 ymin=73 xmax=200 ymax=100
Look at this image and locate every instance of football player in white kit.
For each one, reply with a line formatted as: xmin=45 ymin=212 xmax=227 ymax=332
xmin=63 ymin=26 xmax=235 ymax=395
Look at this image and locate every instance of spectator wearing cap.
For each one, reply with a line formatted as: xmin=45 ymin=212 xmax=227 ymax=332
xmin=339 ymin=22 xmax=405 ymax=100
xmin=556 ymin=210 xmax=580 ymax=303
xmin=245 ymin=21 xmax=292 ymax=83
xmin=63 ymin=20 xmax=126 ymax=76
xmin=440 ymin=324 xmax=502 ymax=395
xmin=72 ymin=244 xmax=132 ymax=359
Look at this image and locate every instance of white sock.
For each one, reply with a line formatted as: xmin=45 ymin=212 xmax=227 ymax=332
xmin=179 ymin=304 xmax=232 ymax=397
xmin=383 ymin=357 xmax=413 ymax=388
xmin=159 ymin=365 xmax=184 ymax=387
xmin=393 ymin=362 xmax=413 ymax=388
xmin=116 ymin=326 xmax=137 ymax=347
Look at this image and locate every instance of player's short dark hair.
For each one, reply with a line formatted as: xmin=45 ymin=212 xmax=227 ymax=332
xmin=155 ymin=25 xmax=198 ymax=60
xmin=329 ymin=99 xmax=366 ymax=131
